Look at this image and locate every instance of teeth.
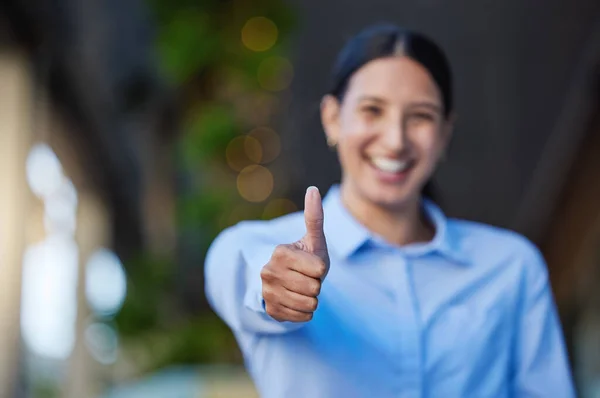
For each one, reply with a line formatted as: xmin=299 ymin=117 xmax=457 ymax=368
xmin=370 ymin=157 xmax=410 ymax=173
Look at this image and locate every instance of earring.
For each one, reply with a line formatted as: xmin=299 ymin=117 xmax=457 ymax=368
xmin=326 ymin=136 xmax=337 ymax=149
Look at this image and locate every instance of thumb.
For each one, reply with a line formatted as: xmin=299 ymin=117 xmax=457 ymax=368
xmin=301 ymin=186 xmax=328 ymax=259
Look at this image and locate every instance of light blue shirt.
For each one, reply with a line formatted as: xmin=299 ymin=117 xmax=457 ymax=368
xmin=204 ymin=185 xmax=575 ymax=398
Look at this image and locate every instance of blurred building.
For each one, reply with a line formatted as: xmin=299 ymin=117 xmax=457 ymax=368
xmin=0 ymin=0 xmax=177 ymax=396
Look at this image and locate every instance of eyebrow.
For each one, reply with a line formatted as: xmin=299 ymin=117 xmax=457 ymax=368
xmin=357 ymin=95 xmax=387 ymax=104
xmin=407 ymin=102 xmax=442 ymax=113
xmin=357 ymin=96 xmax=442 ymax=113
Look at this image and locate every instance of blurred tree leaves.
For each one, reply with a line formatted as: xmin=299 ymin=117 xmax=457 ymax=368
xmin=156 ymin=12 xmax=218 ymax=84
xmin=116 ymin=253 xmax=174 ymax=337
xmin=115 ymin=0 xmax=297 ymax=372
xmin=183 ymin=104 xmax=238 ymax=162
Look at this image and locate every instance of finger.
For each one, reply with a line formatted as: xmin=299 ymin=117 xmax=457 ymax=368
xmin=266 ymin=303 xmax=313 ymax=323
xmin=279 ymin=289 xmax=319 ymax=313
xmin=286 ymin=249 xmax=328 ymax=280
xmin=269 ymin=244 xmax=326 ymax=279
xmin=281 ymin=270 xmax=322 ymax=297
xmin=302 ymin=186 xmax=328 ymax=258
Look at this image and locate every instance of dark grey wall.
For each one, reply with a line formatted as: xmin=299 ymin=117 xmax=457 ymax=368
xmin=280 ymin=0 xmax=600 ymax=240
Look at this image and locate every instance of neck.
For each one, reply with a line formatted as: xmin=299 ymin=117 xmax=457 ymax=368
xmin=339 ymin=183 xmax=435 ymax=247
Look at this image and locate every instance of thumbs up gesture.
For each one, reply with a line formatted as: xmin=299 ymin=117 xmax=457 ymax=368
xmin=260 ymin=186 xmax=330 ymax=322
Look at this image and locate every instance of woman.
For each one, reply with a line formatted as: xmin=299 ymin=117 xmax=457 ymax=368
xmin=205 ymin=24 xmax=574 ymax=398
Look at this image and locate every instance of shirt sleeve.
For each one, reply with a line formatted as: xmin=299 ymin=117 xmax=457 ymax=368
xmin=511 ymin=244 xmax=576 ymax=397
xmin=204 ymin=223 xmax=308 ymax=335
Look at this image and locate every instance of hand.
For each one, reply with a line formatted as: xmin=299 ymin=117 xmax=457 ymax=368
xmin=260 ymin=186 xmax=330 ymax=322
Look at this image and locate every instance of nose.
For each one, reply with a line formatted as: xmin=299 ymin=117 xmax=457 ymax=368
xmin=381 ymin=117 xmax=407 ymax=153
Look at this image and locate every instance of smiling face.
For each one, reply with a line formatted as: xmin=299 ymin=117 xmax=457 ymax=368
xmin=321 ymin=56 xmax=453 ymax=211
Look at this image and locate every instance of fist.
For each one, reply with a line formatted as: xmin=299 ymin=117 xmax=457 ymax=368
xmin=260 ymin=186 xmax=330 ymax=322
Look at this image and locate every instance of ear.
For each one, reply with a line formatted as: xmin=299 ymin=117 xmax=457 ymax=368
xmin=320 ymin=95 xmax=341 ymax=147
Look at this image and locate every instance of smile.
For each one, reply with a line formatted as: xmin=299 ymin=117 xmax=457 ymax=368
xmin=369 ymin=156 xmax=413 ymax=173
xmin=367 ymin=156 xmax=415 ymax=183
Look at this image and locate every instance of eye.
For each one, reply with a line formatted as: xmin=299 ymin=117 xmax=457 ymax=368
xmin=413 ymin=112 xmax=434 ymax=121
xmin=361 ymin=105 xmax=382 ymax=117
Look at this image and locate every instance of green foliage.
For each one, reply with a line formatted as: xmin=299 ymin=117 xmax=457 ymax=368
xmin=115 ymin=0 xmax=297 ymax=372
xmin=156 ymin=12 xmax=219 ymax=84
xmin=183 ymin=104 xmax=239 ymax=162
xmin=151 ymin=313 xmax=243 ymax=368
xmin=115 ymin=253 xmax=174 ymax=337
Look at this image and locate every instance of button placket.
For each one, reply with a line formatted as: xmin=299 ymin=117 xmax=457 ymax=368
xmin=388 ymin=251 xmax=423 ymax=398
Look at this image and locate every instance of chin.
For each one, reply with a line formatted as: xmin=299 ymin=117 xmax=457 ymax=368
xmin=362 ymin=183 xmax=417 ymax=211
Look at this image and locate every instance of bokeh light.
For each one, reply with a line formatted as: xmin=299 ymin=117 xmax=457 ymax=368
xmin=236 ymin=165 xmax=273 ymax=202
xmin=21 ymin=236 xmax=79 ymax=359
xmin=245 ymin=135 xmax=263 ymax=163
xmin=85 ymin=249 xmax=127 ymax=317
xmin=85 ymin=322 xmax=119 ymax=365
xmin=26 ymin=143 xmax=64 ymax=198
xmin=257 ymin=56 xmax=294 ymax=91
xmin=44 ymin=178 xmax=78 ymax=236
xmin=241 ymin=17 xmax=278 ymax=52
xmin=248 ymin=126 xmax=281 ymax=163
xmin=237 ymin=93 xmax=278 ymax=126
xmin=263 ymin=198 xmax=298 ymax=219
xmin=226 ymin=135 xmax=263 ymax=171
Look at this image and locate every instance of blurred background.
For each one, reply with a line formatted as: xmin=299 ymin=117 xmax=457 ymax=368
xmin=0 ymin=0 xmax=599 ymax=397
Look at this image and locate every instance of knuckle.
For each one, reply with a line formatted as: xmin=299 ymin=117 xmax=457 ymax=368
xmin=267 ymin=305 xmax=283 ymax=321
xmin=309 ymin=280 xmax=321 ymax=296
xmin=301 ymin=312 xmax=314 ymax=322
xmin=314 ymin=259 xmax=328 ymax=277
xmin=307 ymin=297 xmax=318 ymax=312
xmin=260 ymin=266 xmax=275 ymax=282
xmin=272 ymin=244 xmax=291 ymax=262
xmin=265 ymin=303 xmax=276 ymax=317
xmin=294 ymin=296 xmax=315 ymax=313
xmin=262 ymin=286 xmax=275 ymax=302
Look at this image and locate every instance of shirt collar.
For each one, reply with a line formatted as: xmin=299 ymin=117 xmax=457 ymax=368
xmin=322 ymin=184 xmax=469 ymax=265
xmin=322 ymin=185 xmax=371 ymax=259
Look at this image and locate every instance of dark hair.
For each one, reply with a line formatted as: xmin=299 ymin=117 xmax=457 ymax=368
xmin=329 ymin=23 xmax=453 ymax=115
xmin=328 ymin=23 xmax=453 ymax=201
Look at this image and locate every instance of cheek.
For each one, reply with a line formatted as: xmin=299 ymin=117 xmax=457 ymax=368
xmin=340 ymin=112 xmax=371 ymax=137
xmin=338 ymin=116 xmax=374 ymax=157
xmin=337 ymin=136 xmax=365 ymax=167
xmin=410 ymin=127 xmax=444 ymax=159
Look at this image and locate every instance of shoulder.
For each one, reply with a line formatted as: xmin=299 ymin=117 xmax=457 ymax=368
xmin=447 ymin=218 xmax=548 ymax=279
xmin=235 ymin=211 xmax=306 ymax=244
xmin=207 ymin=211 xmax=306 ymax=258
xmin=448 ymin=218 xmax=541 ymax=255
